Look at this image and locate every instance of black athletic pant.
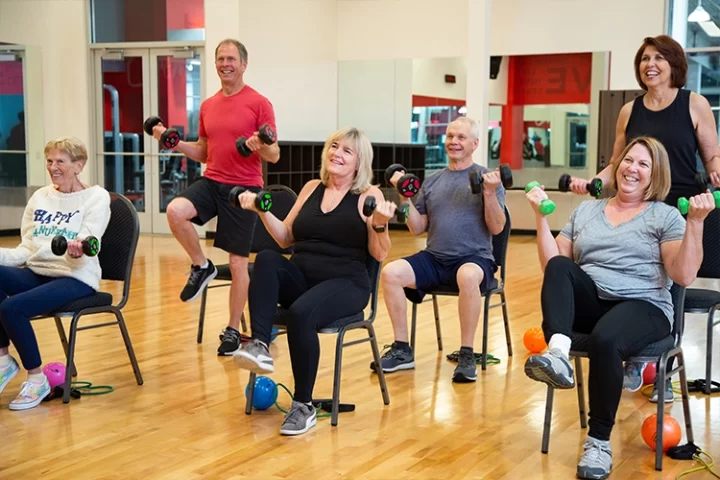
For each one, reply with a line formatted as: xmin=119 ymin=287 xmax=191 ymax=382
xmin=248 ymin=250 xmax=370 ymax=403
xmin=541 ymin=256 xmax=671 ymax=441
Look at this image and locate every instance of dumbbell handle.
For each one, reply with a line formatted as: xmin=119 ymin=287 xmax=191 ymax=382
xmin=51 ymin=235 xmax=99 ymax=257
xmin=677 ymin=191 xmax=720 ymax=215
xmin=229 ymin=186 xmax=273 ymax=212
xmin=525 ymin=181 xmax=556 ymax=216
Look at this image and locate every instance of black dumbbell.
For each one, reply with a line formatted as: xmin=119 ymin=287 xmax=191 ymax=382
xmin=143 ymin=116 xmax=181 ymax=149
xmin=236 ymin=124 xmax=277 ymax=157
xmin=51 ymin=235 xmax=100 ymax=257
xmin=558 ymin=173 xmax=602 ymax=198
xmin=363 ymin=196 xmax=408 ymax=223
xmin=385 ymin=164 xmax=421 ymax=198
xmin=696 ymin=172 xmax=710 ymax=187
xmin=228 ymin=186 xmax=273 ymax=212
xmin=469 ymin=164 xmax=513 ymax=194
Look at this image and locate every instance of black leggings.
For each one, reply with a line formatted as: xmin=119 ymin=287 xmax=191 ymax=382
xmin=541 ymin=256 xmax=671 ymax=441
xmin=248 ymin=250 xmax=370 ymax=403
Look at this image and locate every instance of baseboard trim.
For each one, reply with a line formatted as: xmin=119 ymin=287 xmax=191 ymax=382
xmin=0 ymin=229 xmax=20 ymax=237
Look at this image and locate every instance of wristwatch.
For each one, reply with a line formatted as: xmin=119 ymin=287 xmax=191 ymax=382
xmin=372 ymin=224 xmax=386 ymax=233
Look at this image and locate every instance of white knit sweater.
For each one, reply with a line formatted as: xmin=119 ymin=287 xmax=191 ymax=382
xmin=0 ymin=185 xmax=111 ymax=290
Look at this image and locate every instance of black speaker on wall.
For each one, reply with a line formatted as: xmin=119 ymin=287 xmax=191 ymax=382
xmin=490 ymin=56 xmax=502 ymax=79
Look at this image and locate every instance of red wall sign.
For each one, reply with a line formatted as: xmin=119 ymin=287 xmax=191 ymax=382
xmin=511 ymin=53 xmax=592 ymax=105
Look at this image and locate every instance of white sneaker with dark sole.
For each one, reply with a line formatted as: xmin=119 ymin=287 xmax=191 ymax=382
xmin=232 ymin=339 xmax=274 ymax=374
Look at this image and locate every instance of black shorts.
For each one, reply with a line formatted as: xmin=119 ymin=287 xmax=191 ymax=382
xmin=403 ymin=250 xmax=497 ymax=303
xmin=177 ymin=176 xmax=259 ymax=257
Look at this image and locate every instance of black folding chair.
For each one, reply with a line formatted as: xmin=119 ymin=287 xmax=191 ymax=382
xmin=245 ymin=257 xmax=390 ymax=426
xmin=409 ymin=206 xmax=512 ymax=369
xmin=32 ymin=193 xmax=144 ymax=403
xmin=539 ymin=284 xmax=693 ymax=471
xmin=196 ymin=185 xmax=297 ymax=342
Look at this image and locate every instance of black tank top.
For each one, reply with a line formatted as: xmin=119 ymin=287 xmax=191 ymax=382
xmin=291 ymin=182 xmax=369 ymax=286
xmin=625 ymin=89 xmax=701 ymax=205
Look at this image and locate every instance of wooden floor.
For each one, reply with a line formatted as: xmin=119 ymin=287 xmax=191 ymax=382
xmin=0 ymin=231 xmax=719 ymax=479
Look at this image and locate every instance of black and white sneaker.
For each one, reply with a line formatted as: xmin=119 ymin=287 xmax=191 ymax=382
xmin=452 ymin=349 xmax=478 ymax=383
xmin=370 ymin=343 xmax=415 ymax=373
xmin=217 ymin=327 xmax=242 ymax=356
xmin=180 ymin=260 xmax=217 ymax=302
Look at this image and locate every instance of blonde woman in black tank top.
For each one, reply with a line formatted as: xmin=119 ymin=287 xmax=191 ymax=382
xmin=230 ymin=127 xmax=398 ymax=436
xmin=568 ymin=35 xmax=720 ymax=206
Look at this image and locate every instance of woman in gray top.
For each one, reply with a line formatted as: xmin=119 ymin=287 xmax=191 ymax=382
xmin=523 ymin=136 xmax=715 ymax=480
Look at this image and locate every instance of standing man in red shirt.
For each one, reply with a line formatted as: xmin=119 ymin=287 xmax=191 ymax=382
xmin=151 ymin=38 xmax=279 ymax=355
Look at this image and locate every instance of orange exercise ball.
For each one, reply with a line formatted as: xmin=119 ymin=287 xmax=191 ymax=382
xmin=641 ymin=414 xmax=682 ymax=452
xmin=523 ymin=327 xmax=547 ymax=353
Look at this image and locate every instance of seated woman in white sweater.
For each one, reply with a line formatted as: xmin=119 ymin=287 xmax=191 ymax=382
xmin=0 ymin=137 xmax=111 ymax=411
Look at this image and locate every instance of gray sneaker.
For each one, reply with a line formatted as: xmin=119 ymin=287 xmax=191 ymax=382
xmin=452 ymin=350 xmax=477 ymax=383
xmin=649 ymin=380 xmax=674 ymax=403
xmin=232 ymin=339 xmax=274 ymax=374
xmin=623 ymin=361 xmax=646 ymax=392
xmin=524 ymin=348 xmax=575 ymax=389
xmin=370 ymin=343 xmax=415 ymax=373
xmin=576 ymin=436 xmax=613 ymax=479
xmin=279 ymin=400 xmax=317 ymax=436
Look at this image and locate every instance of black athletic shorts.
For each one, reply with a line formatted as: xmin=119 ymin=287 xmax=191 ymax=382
xmin=177 ymin=176 xmax=259 ymax=257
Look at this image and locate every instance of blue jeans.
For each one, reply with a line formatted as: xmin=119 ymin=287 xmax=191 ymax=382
xmin=0 ymin=266 xmax=94 ymax=370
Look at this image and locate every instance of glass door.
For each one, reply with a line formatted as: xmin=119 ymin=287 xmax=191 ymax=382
xmin=149 ymin=48 xmax=204 ymax=235
xmin=93 ymin=47 xmax=204 ymax=234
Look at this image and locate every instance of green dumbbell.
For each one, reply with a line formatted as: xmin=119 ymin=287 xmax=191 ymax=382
xmin=525 ymin=181 xmax=556 ymax=216
xmin=677 ymin=191 xmax=720 ymax=215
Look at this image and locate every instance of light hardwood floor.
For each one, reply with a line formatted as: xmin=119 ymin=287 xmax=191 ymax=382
xmin=0 ymin=231 xmax=718 ymax=479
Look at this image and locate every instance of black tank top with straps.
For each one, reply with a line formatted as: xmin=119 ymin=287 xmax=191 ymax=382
xmin=624 ymin=89 xmax=701 ymax=205
xmin=290 ymin=182 xmax=370 ymax=287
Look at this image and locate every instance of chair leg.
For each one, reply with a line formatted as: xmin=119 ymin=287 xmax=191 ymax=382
xmin=677 ymin=350 xmax=695 ymax=444
xmin=330 ymin=330 xmax=347 ymax=427
xmin=500 ymin=291 xmax=512 ymax=357
xmin=197 ymin=289 xmax=207 ymax=343
xmin=368 ymin=323 xmax=390 ymax=406
xmin=541 ymin=385 xmax=555 ymax=454
xmin=432 ymin=295 xmax=442 ymax=351
xmin=481 ymin=295 xmax=490 ymax=370
xmin=575 ymin=357 xmax=587 ymax=428
xmin=411 ymin=302 xmax=418 ymax=351
xmin=706 ymin=310 xmax=714 ymax=395
xmin=240 ymin=311 xmax=248 ymax=333
xmin=655 ymin=358 xmax=667 ymax=471
xmin=63 ymin=314 xmax=82 ymax=404
xmin=54 ymin=316 xmax=77 ymax=377
xmin=115 ymin=310 xmax=144 ymax=386
xmin=245 ymin=371 xmax=257 ymax=415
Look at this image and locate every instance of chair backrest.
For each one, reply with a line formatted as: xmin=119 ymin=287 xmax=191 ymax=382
xmin=670 ymin=282 xmax=687 ymax=346
xmin=364 ymin=255 xmax=382 ymax=322
xmin=491 ymin=205 xmax=512 ymax=282
xmin=697 ymin=209 xmax=720 ymax=279
xmin=99 ymin=193 xmax=140 ymax=309
xmin=250 ymin=184 xmax=297 ymax=255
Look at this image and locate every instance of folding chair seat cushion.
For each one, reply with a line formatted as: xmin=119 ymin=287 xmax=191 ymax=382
xmin=570 ymin=333 xmax=675 ymax=359
xmin=272 ymin=308 xmax=365 ymax=334
xmin=685 ymin=288 xmax=720 ymax=311
xmin=51 ymin=292 xmax=114 ymax=313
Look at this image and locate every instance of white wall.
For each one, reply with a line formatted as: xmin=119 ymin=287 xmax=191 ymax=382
xmin=490 ymin=0 xmax=665 ymax=90
xmin=0 ymin=0 xmax=92 ymax=186
xmin=205 ymin=0 xmax=338 ymax=142
xmin=412 ymin=57 xmax=466 ymax=101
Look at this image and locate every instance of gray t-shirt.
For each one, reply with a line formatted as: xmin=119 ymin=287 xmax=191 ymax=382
xmin=415 ymin=163 xmax=505 ymax=262
xmin=560 ymin=198 xmax=686 ymax=325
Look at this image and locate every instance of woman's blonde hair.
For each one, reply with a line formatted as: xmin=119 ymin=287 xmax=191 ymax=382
xmin=610 ymin=136 xmax=671 ymax=201
xmin=44 ymin=137 xmax=88 ymax=165
xmin=319 ymin=127 xmax=374 ymax=194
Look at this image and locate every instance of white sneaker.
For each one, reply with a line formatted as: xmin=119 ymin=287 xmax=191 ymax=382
xmin=232 ymin=339 xmax=274 ymax=373
xmin=9 ymin=377 xmax=51 ymax=410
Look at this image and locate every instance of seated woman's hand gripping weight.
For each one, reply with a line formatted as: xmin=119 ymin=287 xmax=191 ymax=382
xmin=523 ymin=136 xmax=714 ymax=480
xmin=230 ymin=127 xmax=396 ymax=436
xmin=0 ymin=137 xmax=111 ymax=411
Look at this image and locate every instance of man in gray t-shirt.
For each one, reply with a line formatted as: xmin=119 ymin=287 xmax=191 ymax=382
xmin=371 ymin=117 xmax=507 ymax=383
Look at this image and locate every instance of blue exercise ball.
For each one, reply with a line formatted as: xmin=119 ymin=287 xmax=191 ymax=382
xmin=245 ymin=375 xmax=277 ymax=410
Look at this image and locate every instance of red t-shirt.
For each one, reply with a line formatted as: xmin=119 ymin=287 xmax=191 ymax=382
xmin=199 ymin=85 xmax=277 ymax=187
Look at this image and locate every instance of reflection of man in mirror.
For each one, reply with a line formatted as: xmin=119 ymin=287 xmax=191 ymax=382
xmin=7 ymin=111 xmax=25 ymax=151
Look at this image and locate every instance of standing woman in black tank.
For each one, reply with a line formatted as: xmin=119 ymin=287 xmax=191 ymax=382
xmin=570 ymin=34 xmax=720 ymax=206
xmin=230 ymin=127 xmax=397 ymax=436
